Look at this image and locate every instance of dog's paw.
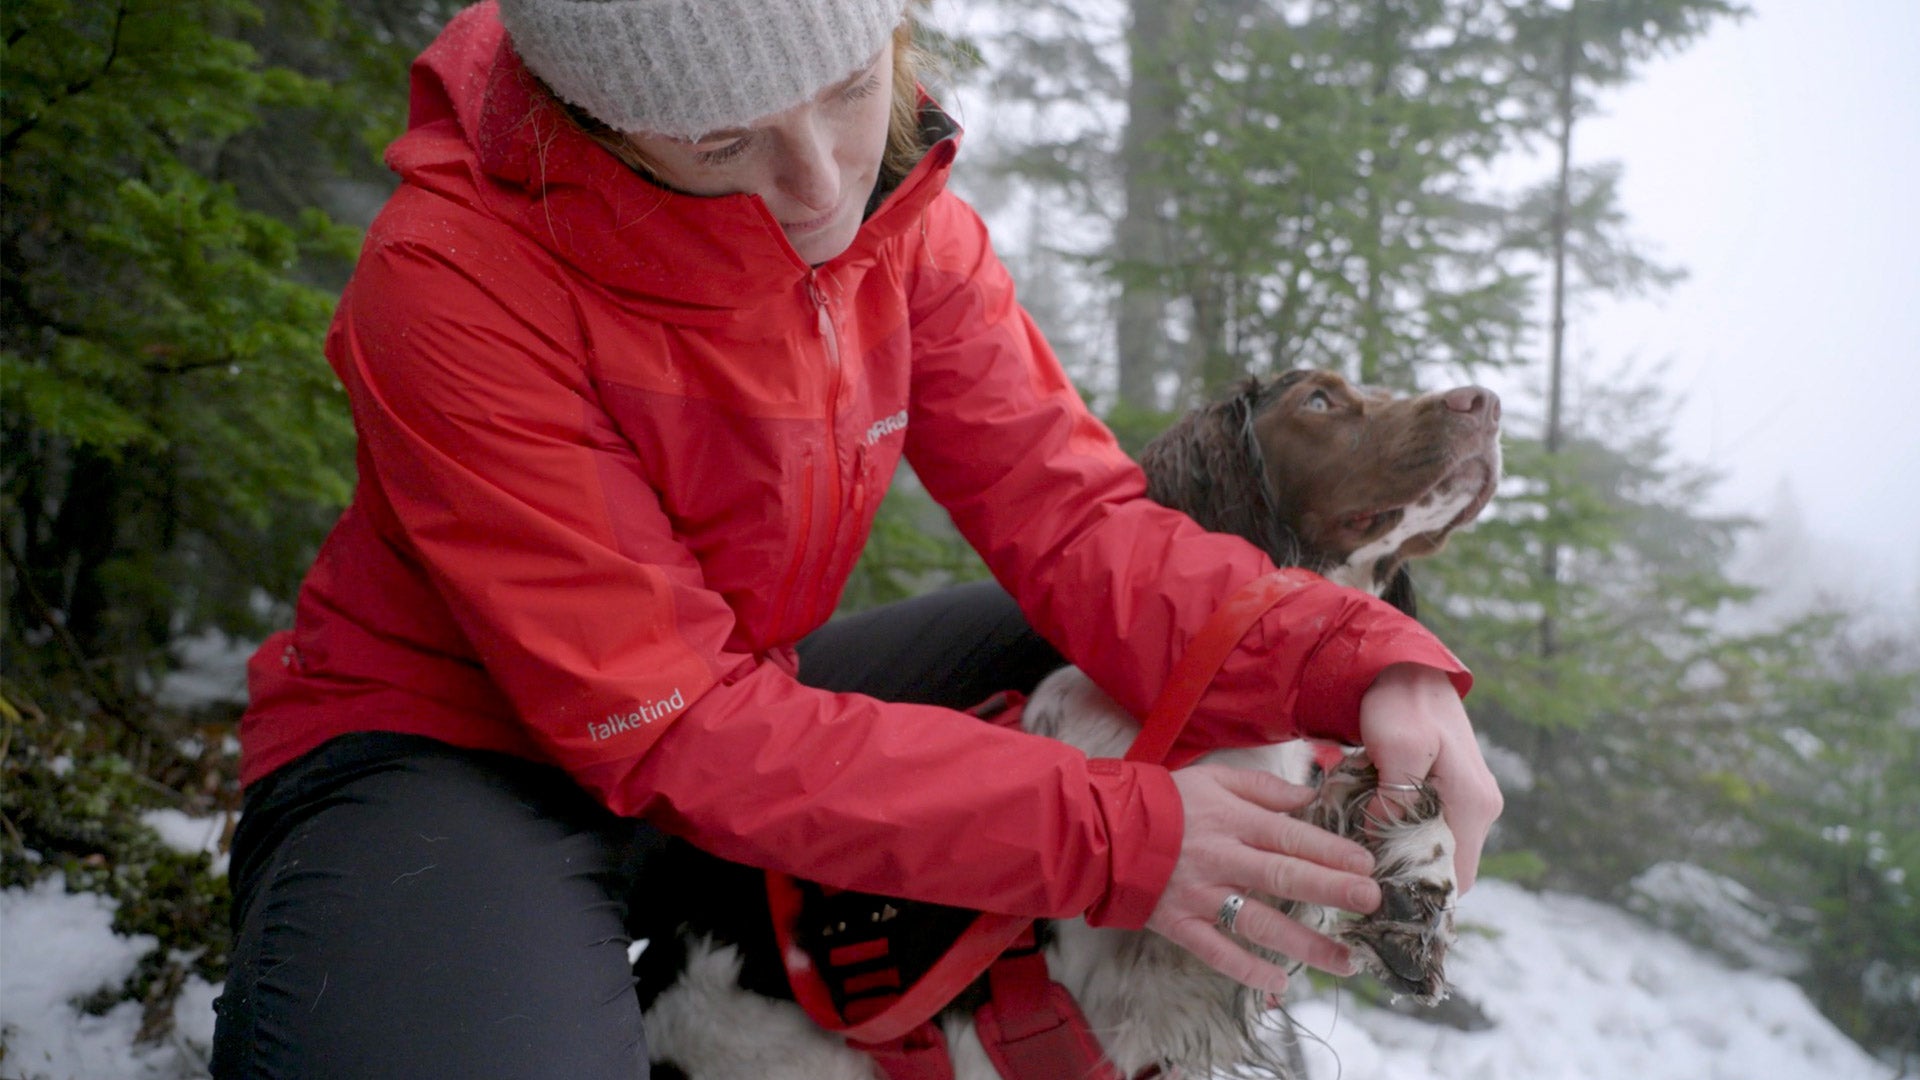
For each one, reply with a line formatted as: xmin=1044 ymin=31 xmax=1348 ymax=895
xmin=1306 ymin=753 xmax=1456 ymax=1004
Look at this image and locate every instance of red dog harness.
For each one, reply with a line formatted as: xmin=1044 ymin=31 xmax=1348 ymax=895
xmin=770 ymin=572 xmax=1308 ymax=1080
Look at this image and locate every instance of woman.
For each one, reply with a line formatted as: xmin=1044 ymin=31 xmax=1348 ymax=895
xmin=211 ymin=1 xmax=1502 ymax=1075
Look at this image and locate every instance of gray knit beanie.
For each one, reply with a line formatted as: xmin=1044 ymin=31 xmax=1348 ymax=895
xmin=497 ymin=0 xmax=907 ymax=139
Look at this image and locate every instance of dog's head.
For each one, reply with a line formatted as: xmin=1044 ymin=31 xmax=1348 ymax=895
xmin=1139 ymin=369 xmax=1502 ymax=604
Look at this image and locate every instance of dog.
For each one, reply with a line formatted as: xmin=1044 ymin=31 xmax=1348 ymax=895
xmin=635 ymin=369 xmax=1502 ymax=1079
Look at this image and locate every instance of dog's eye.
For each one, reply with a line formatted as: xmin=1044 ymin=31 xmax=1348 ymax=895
xmin=1304 ymin=390 xmax=1333 ymax=412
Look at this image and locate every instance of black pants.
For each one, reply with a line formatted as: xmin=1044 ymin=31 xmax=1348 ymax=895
xmin=210 ymin=582 xmax=1062 ymax=1079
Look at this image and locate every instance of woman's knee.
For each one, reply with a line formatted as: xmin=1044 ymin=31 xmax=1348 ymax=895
xmin=213 ymin=741 xmax=652 ymax=1078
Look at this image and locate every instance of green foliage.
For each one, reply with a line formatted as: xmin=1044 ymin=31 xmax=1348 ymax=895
xmin=1098 ymin=398 xmax=1180 ymax=459
xmin=1420 ymin=371 xmax=1918 ymax=1059
xmin=1727 ymin=626 xmax=1920 ymax=1055
xmin=0 ymin=7 xmax=471 ymax=1053
xmin=0 ymin=0 xmax=1903 ymax=1067
xmin=1505 ymin=162 xmax=1686 ymax=299
xmin=0 ymin=1 xmax=440 ymax=703
xmin=1477 ymin=849 xmax=1549 ymax=887
xmin=1421 ymin=373 xmax=1773 ymax=882
xmin=1 ymin=687 xmax=234 ymax=1042
xmin=1504 ymin=0 xmax=1749 ymax=115
xmin=1147 ymin=0 xmax=1537 ymax=394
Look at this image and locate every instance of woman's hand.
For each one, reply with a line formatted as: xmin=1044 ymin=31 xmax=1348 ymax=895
xmin=1144 ymin=763 xmax=1382 ymax=995
xmin=1359 ymin=662 xmax=1504 ymax=893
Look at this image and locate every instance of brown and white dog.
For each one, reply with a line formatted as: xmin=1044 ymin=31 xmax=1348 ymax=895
xmin=637 ymin=370 xmax=1502 ymax=1079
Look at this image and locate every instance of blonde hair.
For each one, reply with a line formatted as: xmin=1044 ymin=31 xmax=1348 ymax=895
xmin=564 ymin=22 xmax=929 ymax=190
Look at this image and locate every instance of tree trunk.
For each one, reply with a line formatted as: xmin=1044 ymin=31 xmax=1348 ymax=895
xmin=48 ymin=449 xmax=123 ymax=657
xmin=1357 ymin=5 xmax=1396 ymax=387
xmin=1540 ymin=0 xmax=1579 ymax=660
xmin=1114 ymin=0 xmax=1185 ymax=411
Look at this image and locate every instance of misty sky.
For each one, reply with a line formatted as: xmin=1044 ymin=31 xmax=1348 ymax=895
xmin=1566 ymin=0 xmax=1919 ymax=603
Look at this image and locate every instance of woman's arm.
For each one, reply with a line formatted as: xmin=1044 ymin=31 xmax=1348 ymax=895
xmin=328 ymin=225 xmax=1182 ymax=927
xmin=901 ymin=192 xmax=1472 ymax=755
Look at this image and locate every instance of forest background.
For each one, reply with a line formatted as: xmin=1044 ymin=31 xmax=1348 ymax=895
xmin=2 ymin=0 xmax=1915 ymax=1071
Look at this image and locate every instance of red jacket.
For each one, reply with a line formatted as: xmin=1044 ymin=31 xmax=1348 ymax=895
xmin=240 ymin=2 xmax=1469 ymax=930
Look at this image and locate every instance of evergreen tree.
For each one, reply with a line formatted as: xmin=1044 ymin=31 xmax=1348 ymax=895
xmin=939 ymin=0 xmax=1134 ymax=405
xmin=1730 ymin=619 xmax=1920 ymax=1059
xmin=1 ymin=1 xmax=453 ymax=713
xmin=1153 ymin=0 xmax=1535 ymax=397
xmin=1112 ymin=0 xmax=1191 ymax=408
xmin=1418 ymin=372 xmax=1779 ymax=889
xmin=1500 ymin=0 xmax=1744 ymax=653
xmin=2 ymin=0 xmax=456 ymax=1039
xmin=967 ymin=0 xmax=1547 ymax=408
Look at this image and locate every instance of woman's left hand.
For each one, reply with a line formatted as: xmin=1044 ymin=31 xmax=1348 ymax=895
xmin=1357 ymin=663 xmax=1503 ymax=892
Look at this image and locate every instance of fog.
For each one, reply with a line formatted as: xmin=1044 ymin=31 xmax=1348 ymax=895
xmin=1571 ymin=0 xmax=1920 ymax=608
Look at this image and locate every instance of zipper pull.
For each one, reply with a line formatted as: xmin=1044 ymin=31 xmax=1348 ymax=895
xmin=850 ymin=446 xmax=869 ymax=517
xmin=809 ymin=273 xmax=839 ymax=363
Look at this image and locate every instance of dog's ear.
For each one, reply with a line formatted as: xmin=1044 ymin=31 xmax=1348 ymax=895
xmin=1138 ymin=378 xmax=1322 ymax=570
xmin=1380 ymin=566 xmax=1418 ymax=618
xmin=1139 ymin=392 xmax=1296 ymax=567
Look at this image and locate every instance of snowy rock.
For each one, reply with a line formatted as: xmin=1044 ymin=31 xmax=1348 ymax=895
xmin=1627 ymin=861 xmax=1804 ymax=976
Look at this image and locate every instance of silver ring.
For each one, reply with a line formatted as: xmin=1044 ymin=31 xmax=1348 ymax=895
xmin=1378 ymin=782 xmax=1424 ymax=793
xmin=1216 ymin=893 xmax=1246 ymax=935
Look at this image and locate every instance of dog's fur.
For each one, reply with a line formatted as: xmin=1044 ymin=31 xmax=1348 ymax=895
xmin=637 ymin=370 xmax=1502 ymax=1080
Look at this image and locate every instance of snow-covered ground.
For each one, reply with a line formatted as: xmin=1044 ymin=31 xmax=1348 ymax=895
xmin=0 ymin=839 xmax=1891 ymax=1080
xmin=0 ymin=876 xmax=221 ymax=1080
xmin=1291 ymin=881 xmax=1891 ymax=1080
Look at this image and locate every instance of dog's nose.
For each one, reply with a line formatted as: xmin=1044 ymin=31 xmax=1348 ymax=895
xmin=1443 ymin=386 xmax=1500 ymax=424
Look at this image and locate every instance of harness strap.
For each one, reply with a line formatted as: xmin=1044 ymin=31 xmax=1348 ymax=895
xmin=860 ymin=1023 xmax=955 ymax=1080
xmin=975 ymin=926 xmax=1124 ymax=1080
xmin=769 ymin=874 xmax=1032 ymax=1046
xmin=1125 ymin=570 xmax=1307 ymax=767
xmin=768 ymin=691 xmax=1036 ymax=1047
xmin=774 ymin=570 xmax=1304 ymax=1064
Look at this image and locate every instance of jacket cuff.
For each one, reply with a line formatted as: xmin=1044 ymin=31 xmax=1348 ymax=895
xmin=1080 ymin=759 xmax=1182 ymax=929
xmin=1295 ymin=602 xmax=1473 ymax=745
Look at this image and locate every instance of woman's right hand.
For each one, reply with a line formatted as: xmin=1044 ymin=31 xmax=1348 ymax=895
xmin=1143 ymin=763 xmax=1383 ymax=995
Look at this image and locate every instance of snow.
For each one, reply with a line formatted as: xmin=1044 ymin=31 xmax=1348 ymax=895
xmin=138 ymin=811 xmax=231 ymax=878
xmin=0 ymin=876 xmax=219 ymax=1080
xmin=0 ymin=857 xmax=1891 ymax=1079
xmin=152 ymin=629 xmax=253 ymax=712
xmin=1290 ymin=881 xmax=1892 ymax=1080
xmin=1625 ymin=861 xmax=1803 ymax=977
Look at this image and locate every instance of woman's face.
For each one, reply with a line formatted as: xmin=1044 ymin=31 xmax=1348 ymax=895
xmin=626 ymin=40 xmax=896 ymax=266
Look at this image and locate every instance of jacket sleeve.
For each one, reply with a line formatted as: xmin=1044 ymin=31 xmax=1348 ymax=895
xmin=903 ymin=192 xmax=1471 ymax=759
xmin=330 ymin=228 xmax=1178 ymax=928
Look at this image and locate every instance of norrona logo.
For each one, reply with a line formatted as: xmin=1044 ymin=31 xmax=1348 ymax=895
xmin=589 ymin=688 xmax=685 ymax=742
xmin=865 ymin=410 xmax=908 ymax=446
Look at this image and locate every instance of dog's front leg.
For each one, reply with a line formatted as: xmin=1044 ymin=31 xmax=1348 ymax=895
xmin=1297 ymin=753 xmax=1457 ymax=1004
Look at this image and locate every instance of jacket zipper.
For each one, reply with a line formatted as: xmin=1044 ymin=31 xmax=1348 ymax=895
xmin=769 ymin=444 xmax=816 ymax=646
xmin=793 ymin=273 xmax=847 ymax=638
xmin=830 ymin=446 xmax=870 ymax=609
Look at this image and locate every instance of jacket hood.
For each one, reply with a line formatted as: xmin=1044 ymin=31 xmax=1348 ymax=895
xmin=385 ymin=2 xmax=959 ymax=308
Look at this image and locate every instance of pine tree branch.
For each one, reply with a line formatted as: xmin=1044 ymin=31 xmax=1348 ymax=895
xmin=143 ymin=352 xmax=239 ymax=378
xmin=1 ymin=2 xmax=130 ymax=157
